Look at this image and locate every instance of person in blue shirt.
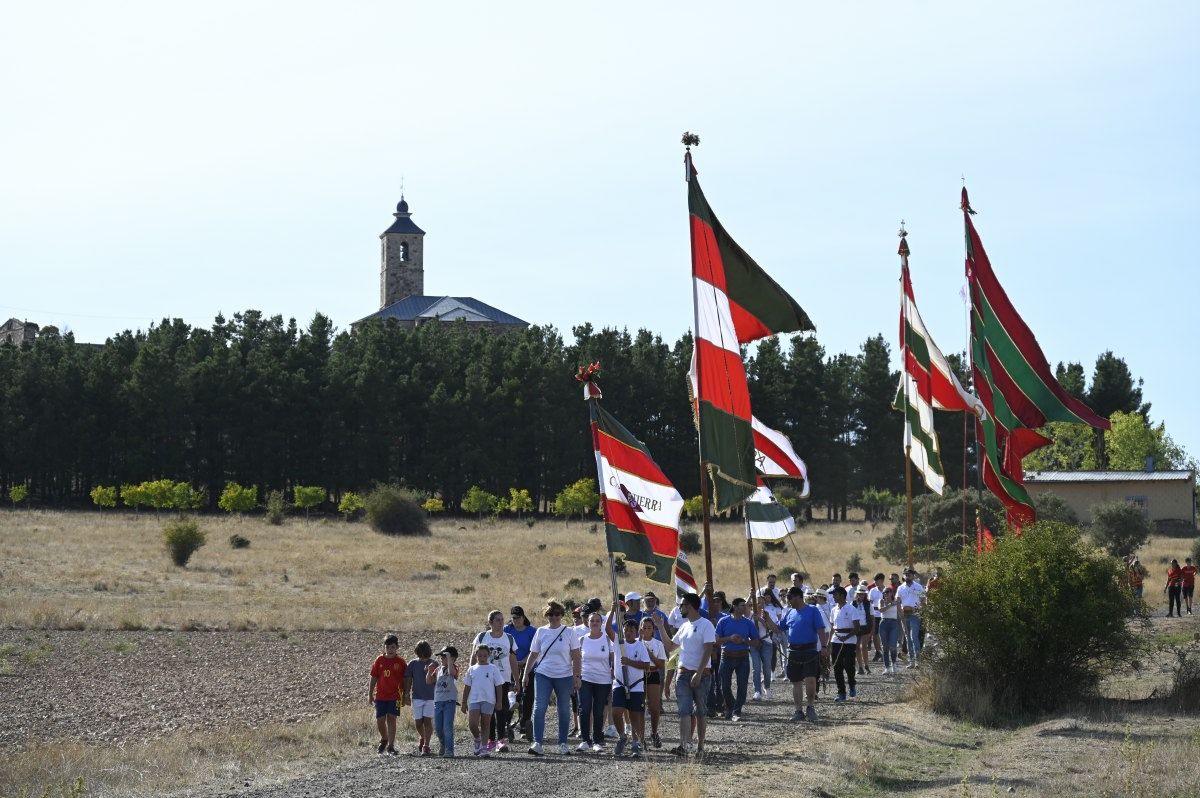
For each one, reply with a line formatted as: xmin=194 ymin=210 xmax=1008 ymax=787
xmin=699 ymin=587 xmax=729 ymax=717
xmin=714 ymin=597 xmax=759 ymax=720
xmin=778 ymin=586 xmax=828 ymax=723
xmin=642 ymin=591 xmax=672 ymax=640
xmin=504 ymin=606 xmax=536 ymax=739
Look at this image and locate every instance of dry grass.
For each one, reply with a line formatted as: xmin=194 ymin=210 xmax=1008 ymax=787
xmin=644 ymin=767 xmax=704 ymax=798
xmin=0 ymin=510 xmax=879 ymax=631
xmin=1 ymin=704 xmax=407 ymax=798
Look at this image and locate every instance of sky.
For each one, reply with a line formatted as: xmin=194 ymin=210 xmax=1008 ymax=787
xmin=2 ymin=3 xmax=1197 ymax=457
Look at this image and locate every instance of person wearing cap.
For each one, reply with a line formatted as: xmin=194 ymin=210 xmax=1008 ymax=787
xmin=406 ymin=640 xmax=437 ymax=756
xmin=654 ymin=592 xmax=715 ymax=758
xmin=504 ymin=606 xmax=536 ymax=741
xmin=642 ymin=591 xmax=671 ymax=640
xmin=610 ymin=591 xmax=645 ymax=636
xmin=778 ymin=585 xmax=827 ymax=722
xmin=368 ymin=633 xmax=407 ymax=755
xmin=715 ymin=597 xmax=759 ymax=721
xmin=897 ymin=570 xmax=926 ymax=667
xmin=828 ymin=586 xmax=864 ymax=701
xmin=521 ymin=600 xmax=583 ymax=756
xmin=471 ymin=610 xmax=520 ymax=754
xmin=429 ymin=645 xmax=459 ymax=757
xmin=851 ymin=584 xmax=873 ymax=676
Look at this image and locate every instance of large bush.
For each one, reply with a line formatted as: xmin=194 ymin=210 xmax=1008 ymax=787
xmin=163 ymin=519 xmax=207 ymax=567
xmin=365 ymin=485 xmax=430 ymax=536
xmin=218 ymin=482 xmax=258 ymax=516
xmin=925 ymin=521 xmax=1138 ymax=722
xmin=553 ymin=478 xmax=599 ymax=522
xmin=874 ymin=489 xmax=1003 ymax=564
xmin=1090 ymin=500 xmax=1152 ymax=558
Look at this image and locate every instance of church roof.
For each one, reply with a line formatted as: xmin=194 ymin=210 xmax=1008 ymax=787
xmin=356 ymin=296 xmax=528 ymax=328
xmin=381 ymin=196 xmax=426 ymax=236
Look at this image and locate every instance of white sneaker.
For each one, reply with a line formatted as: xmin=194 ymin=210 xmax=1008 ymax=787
xmin=592 ymin=743 xmax=603 ymax=753
xmin=558 ymin=743 xmax=571 ymax=755
xmin=527 ymin=742 xmax=543 ymax=756
xmin=762 ymin=687 xmax=771 ymax=700
xmin=752 ymin=691 xmax=762 ymax=701
xmin=576 ymin=741 xmax=591 ymax=753
xmin=605 ymin=724 xmax=618 ymax=738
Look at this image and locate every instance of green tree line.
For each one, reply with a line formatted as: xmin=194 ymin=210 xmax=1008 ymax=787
xmin=0 ymin=311 xmax=1170 ymax=514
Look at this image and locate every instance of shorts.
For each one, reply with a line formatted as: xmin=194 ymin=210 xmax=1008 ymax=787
xmin=468 ymin=700 xmax=496 ymax=716
xmin=646 ymin=671 xmax=662 ymax=686
xmin=611 ymin=686 xmax=645 ymax=712
xmin=1185 ymin=585 xmax=1195 ymax=599
xmin=786 ymin=647 xmax=821 ymax=682
xmin=675 ymin=669 xmax=711 ymax=717
xmin=374 ymin=699 xmax=399 ymax=718
xmin=411 ymin=698 xmax=435 ymax=720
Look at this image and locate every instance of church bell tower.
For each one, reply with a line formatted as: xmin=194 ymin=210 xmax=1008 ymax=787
xmin=380 ymin=195 xmax=426 ymax=308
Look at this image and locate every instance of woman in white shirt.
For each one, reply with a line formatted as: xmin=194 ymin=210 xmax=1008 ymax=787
xmin=576 ymin=611 xmax=614 ymax=752
xmin=521 ymin=601 xmax=582 ymax=756
xmin=751 ymin=588 xmax=783 ymax=700
xmin=875 ymin=584 xmax=901 ymax=674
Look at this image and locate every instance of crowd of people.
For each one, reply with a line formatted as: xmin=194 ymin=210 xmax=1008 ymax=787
xmin=365 ymin=568 xmax=941 ymax=760
xmin=1127 ymin=555 xmax=1196 ymax=616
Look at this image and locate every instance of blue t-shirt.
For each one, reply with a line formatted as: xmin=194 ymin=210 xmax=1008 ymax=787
xmin=609 ymin=609 xmax=645 ymax=636
xmin=779 ymin=605 xmax=826 ymax=646
xmin=646 ymin=608 xmax=669 ymax=640
xmin=503 ymin=623 xmax=536 ymax=662
xmin=714 ymin=615 xmax=759 ymax=653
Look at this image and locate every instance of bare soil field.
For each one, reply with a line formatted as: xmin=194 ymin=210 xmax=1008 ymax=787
xmin=2 ymin=510 xmax=1198 ymax=797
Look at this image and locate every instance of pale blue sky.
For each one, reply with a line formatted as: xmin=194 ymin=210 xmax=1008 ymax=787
xmin=1 ymin=3 xmax=1196 ymax=457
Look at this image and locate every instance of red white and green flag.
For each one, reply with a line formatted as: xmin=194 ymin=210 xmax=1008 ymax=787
xmin=893 ymin=230 xmax=983 ymax=495
xmin=675 ymin=549 xmax=699 ymax=599
xmin=588 ymin=387 xmax=683 ymax=584
xmin=751 ymin=415 xmax=810 ymax=498
xmin=687 ymin=150 xmax=814 ymax=512
xmin=963 ymin=188 xmax=1110 ymax=528
xmin=745 ymin=481 xmax=796 ymax=540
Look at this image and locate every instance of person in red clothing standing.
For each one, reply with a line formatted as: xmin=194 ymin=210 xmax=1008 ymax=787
xmin=1181 ymin=557 xmax=1198 ymax=616
xmin=1165 ymin=560 xmax=1183 ymax=618
xmin=369 ymin=633 xmax=408 ymax=755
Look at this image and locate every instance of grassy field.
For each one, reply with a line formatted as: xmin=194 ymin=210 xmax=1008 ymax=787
xmin=0 ymin=510 xmax=885 ymax=631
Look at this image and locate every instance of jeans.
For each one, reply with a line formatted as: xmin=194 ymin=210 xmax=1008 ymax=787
xmin=434 ymin=700 xmax=456 ymax=756
xmin=751 ymin=640 xmax=773 ymax=692
xmin=516 ymin=661 xmax=534 ymax=736
xmin=577 ymin=681 xmax=610 ymax=745
xmin=1168 ymin=585 xmax=1182 ymax=615
xmin=675 ymin=669 xmax=712 ymax=716
xmin=903 ymin=614 xmax=922 ymax=660
xmin=878 ymin=618 xmax=900 ymax=668
xmin=533 ymin=672 xmax=573 ymax=745
xmin=707 ymin=649 xmax=724 ymax=714
xmin=831 ymin=642 xmax=856 ymax=695
xmin=719 ymin=654 xmax=750 ymax=714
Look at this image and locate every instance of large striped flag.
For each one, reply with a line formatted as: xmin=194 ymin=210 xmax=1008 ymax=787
xmin=687 ymin=149 xmax=814 ymax=512
xmin=893 ymin=230 xmax=983 ymax=494
xmin=963 ymin=188 xmax=1109 ymax=527
xmin=745 ymin=482 xmax=796 ymax=540
xmin=589 ymin=396 xmax=683 ymax=583
xmin=675 ymin=549 xmax=699 ymax=599
xmin=751 ymin=415 xmax=810 ymax=498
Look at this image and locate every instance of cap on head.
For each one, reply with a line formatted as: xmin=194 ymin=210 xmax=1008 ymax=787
xmin=625 ymin=591 xmax=642 ymax=602
xmin=436 ymin=645 xmax=458 ymax=659
xmin=643 ymin=591 xmax=658 ymax=600
xmin=855 ymin=585 xmax=868 ymax=595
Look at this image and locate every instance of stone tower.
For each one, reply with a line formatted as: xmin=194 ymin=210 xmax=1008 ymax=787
xmin=380 ymin=196 xmax=426 ymax=308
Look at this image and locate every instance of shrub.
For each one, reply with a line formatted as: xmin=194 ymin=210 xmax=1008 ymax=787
xmin=845 ymin=552 xmax=863 ymax=574
xmin=1032 ymin=491 xmax=1079 ymax=526
xmin=762 ymin=540 xmax=787 ymax=552
xmin=265 ymin=490 xmax=286 ymax=526
xmin=1091 ymin=500 xmax=1152 ymax=558
xmin=9 ymin=484 xmax=29 ymax=506
xmin=163 ymin=519 xmax=207 ymax=567
xmin=752 ymin=551 xmax=770 ymax=570
xmin=875 ymin=489 xmax=1003 ymax=564
xmin=507 ymin=487 xmax=533 ymax=517
xmin=925 ymin=521 xmax=1138 ymax=722
xmin=228 ymin=534 xmax=251 ymax=549
xmin=338 ymin=491 xmax=364 ymax=521
xmin=461 ymin=485 xmax=499 ymax=521
xmin=679 ymin=529 xmax=703 ymax=555
xmin=121 ymin=483 xmax=148 ymax=511
xmin=855 ymin=487 xmax=901 ymax=529
xmin=170 ymin=481 xmax=205 ymax=512
xmin=683 ymin=495 xmax=704 ymax=520
xmin=565 ymin=577 xmax=586 ymax=591
xmin=1191 ymin=537 xmax=1200 ymax=566
xmin=293 ymin=486 xmax=327 ymax=520
xmin=218 ymin=482 xmax=258 ymax=516
xmin=90 ymin=485 xmax=118 ymax=509
xmin=612 ymin=556 xmax=628 ymax=575
xmin=365 ymin=485 xmax=430 ymax=536
xmin=553 ymin=478 xmax=599 ymax=521
xmin=772 ymin=483 xmax=809 ymax=523
xmin=423 ymin=497 xmax=445 ymax=514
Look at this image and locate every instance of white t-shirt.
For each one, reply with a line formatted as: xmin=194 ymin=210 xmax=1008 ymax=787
xmin=530 ymin=624 xmax=581 ymax=679
xmin=668 ymin=606 xmax=685 ymax=628
xmin=867 ymin=587 xmax=884 ymax=618
xmin=897 ymin=582 xmax=926 ymax=611
xmin=579 ymin=633 xmax=613 ymax=685
xmin=572 ymin=623 xmax=589 ymax=643
xmin=671 ymin=616 xmax=716 ymax=671
xmin=642 ymin=636 xmax=667 ymax=668
xmin=876 ymin=593 xmax=899 ymax=620
xmin=463 ymin=663 xmax=503 ymax=705
xmin=829 ymin=602 xmax=865 ymax=645
xmin=612 ymin=638 xmax=650 ymax=692
xmin=472 ymin=629 xmax=516 ymax=683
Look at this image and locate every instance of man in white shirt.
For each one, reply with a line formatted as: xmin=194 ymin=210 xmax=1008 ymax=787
xmin=828 ymin=586 xmax=864 ymax=701
xmin=656 ymin=593 xmax=714 ymax=758
xmin=867 ymin=574 xmax=885 ymax=663
xmin=896 ymin=569 xmax=927 ymax=667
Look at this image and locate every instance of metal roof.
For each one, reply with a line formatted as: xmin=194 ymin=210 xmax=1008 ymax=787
xmin=1025 ymin=470 xmax=1195 ymax=483
xmin=355 ymin=295 xmax=528 ymax=327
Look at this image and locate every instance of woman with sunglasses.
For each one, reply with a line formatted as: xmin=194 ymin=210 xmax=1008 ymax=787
xmin=521 ymin=600 xmax=582 ymax=756
xmin=576 ymin=609 xmax=615 ymax=753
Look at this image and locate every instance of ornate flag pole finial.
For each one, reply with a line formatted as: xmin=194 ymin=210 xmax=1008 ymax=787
xmin=898 ymin=220 xmax=910 ymax=258
xmin=681 ymin=131 xmax=700 ymax=150
xmin=576 ymin=361 xmax=602 ymax=401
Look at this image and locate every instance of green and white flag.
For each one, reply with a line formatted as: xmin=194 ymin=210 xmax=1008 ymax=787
xmin=744 ymin=483 xmax=795 ymax=540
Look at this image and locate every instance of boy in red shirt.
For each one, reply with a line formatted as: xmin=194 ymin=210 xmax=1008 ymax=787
xmin=369 ymin=633 xmax=408 ymax=755
xmin=1182 ymin=558 xmax=1198 ymax=615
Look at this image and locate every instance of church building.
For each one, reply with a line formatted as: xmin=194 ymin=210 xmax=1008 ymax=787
xmin=353 ymin=196 xmax=528 ymax=331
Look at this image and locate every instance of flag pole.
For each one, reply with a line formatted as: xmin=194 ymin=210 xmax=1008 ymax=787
xmin=579 ymin=364 xmax=632 ymax=691
xmin=744 ymin=515 xmax=758 ymax=617
xmin=962 ymin=187 xmax=986 ymax=508
xmin=962 ymin=264 xmax=971 ymax=553
xmin=899 ymin=222 xmax=914 ymax=571
xmin=685 ymin=132 xmax=716 ymax=607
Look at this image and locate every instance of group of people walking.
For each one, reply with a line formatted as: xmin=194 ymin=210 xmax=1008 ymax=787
xmin=1127 ymin=555 xmax=1196 ymax=616
xmin=366 ymin=567 xmax=935 ymax=759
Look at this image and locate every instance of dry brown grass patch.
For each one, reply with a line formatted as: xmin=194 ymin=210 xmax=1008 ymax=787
xmin=645 ymin=766 xmax=704 ymax=798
